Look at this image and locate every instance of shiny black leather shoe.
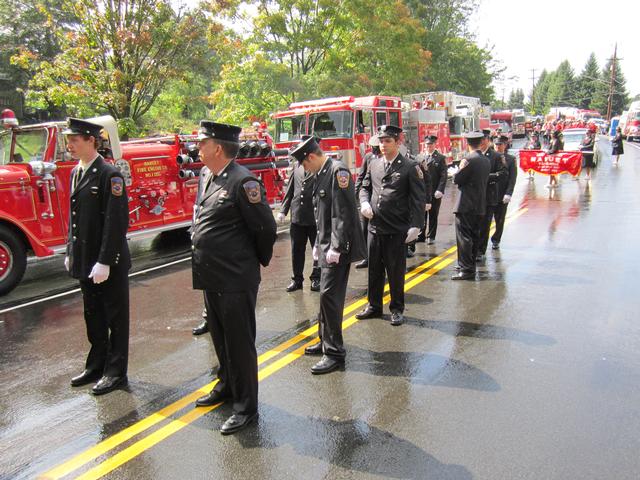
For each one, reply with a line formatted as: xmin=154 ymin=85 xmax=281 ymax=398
xmin=355 ymin=306 xmax=382 ymax=320
xmin=427 ymin=238 xmax=436 ymax=245
xmin=311 ymin=355 xmax=345 ymax=375
xmin=195 ymin=389 xmax=230 ymax=407
xmin=220 ymin=412 xmax=258 ymax=435
xmin=355 ymin=260 xmax=368 ymax=269
xmin=491 ymin=243 xmax=500 ymax=250
xmin=406 ymin=248 xmax=415 ymax=258
xmin=92 ymin=376 xmax=127 ymax=395
xmin=304 ymin=342 xmax=323 ymax=355
xmin=310 ymin=280 xmax=320 ymax=292
xmin=451 ymin=272 xmax=475 ymax=281
xmin=475 ymin=254 xmax=486 ymax=264
xmin=390 ymin=312 xmax=404 ymax=326
xmin=416 ymin=235 xmax=426 ymax=243
xmin=71 ymin=370 xmax=101 ymax=387
xmin=192 ymin=320 xmax=209 ymax=336
xmin=286 ymin=281 xmax=303 ymax=292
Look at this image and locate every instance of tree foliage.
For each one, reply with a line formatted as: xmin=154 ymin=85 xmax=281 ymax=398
xmin=508 ymin=88 xmax=525 ymax=109
xmin=574 ymin=53 xmax=600 ymax=110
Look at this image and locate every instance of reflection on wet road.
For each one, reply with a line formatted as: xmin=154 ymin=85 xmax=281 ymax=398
xmin=2 ymin=139 xmax=640 ymax=479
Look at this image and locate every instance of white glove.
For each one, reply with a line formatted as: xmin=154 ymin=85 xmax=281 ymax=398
xmin=503 ymin=194 xmax=511 ymax=204
xmin=425 ymin=203 xmax=432 ymax=212
xmin=434 ymin=190 xmax=443 ymax=199
xmin=89 ymin=262 xmax=110 ymax=284
xmin=277 ymin=212 xmax=286 ymax=223
xmin=405 ymin=227 xmax=420 ymax=244
xmin=326 ymin=249 xmax=341 ymax=264
xmin=64 ymin=256 xmax=70 ymax=271
xmin=312 ymin=244 xmax=320 ymax=261
xmin=360 ymin=201 xmax=373 ymax=219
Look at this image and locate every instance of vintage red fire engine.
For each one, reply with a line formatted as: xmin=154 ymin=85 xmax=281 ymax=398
xmin=271 ymin=95 xmax=403 ymax=173
xmin=0 ymin=114 xmax=287 ymax=295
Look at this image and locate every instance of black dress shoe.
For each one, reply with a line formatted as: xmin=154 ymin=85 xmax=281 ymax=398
xmin=416 ymin=235 xmax=426 ymax=243
xmin=406 ymin=248 xmax=415 ymax=258
xmin=311 ymin=355 xmax=345 ymax=375
xmin=355 ymin=306 xmax=382 ymax=320
xmin=310 ymin=280 xmax=320 ymax=292
xmin=195 ymin=389 xmax=230 ymax=407
xmin=192 ymin=320 xmax=209 ymax=336
xmin=304 ymin=342 xmax=323 ymax=355
xmin=355 ymin=260 xmax=368 ymax=269
xmin=491 ymin=243 xmax=500 ymax=250
xmin=390 ymin=312 xmax=404 ymax=326
xmin=475 ymin=254 xmax=486 ymax=264
xmin=451 ymin=272 xmax=475 ymax=281
xmin=92 ymin=376 xmax=127 ymax=395
xmin=71 ymin=370 xmax=101 ymax=387
xmin=455 ymin=265 xmax=462 ymax=271
xmin=286 ymin=281 xmax=303 ymax=292
xmin=220 ymin=412 xmax=258 ymax=435
xmin=427 ymin=238 xmax=435 ymax=245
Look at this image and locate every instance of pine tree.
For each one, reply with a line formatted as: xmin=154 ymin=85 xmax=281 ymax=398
xmin=545 ymin=60 xmax=576 ymax=108
xmin=575 ymin=53 xmax=600 ymax=109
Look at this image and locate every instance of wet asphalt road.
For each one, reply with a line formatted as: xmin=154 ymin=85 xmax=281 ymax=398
xmin=2 ymin=138 xmax=640 ymax=480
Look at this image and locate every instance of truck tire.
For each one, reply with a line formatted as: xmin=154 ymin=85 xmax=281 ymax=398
xmin=0 ymin=225 xmax=27 ymax=296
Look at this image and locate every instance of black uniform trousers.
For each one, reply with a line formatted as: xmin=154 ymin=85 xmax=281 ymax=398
xmin=455 ymin=213 xmax=482 ymax=274
xmin=478 ymin=205 xmax=500 ymax=255
xmin=317 ymin=263 xmax=350 ymax=360
xmin=290 ymin=223 xmax=320 ymax=283
xmin=490 ymin=203 xmax=508 ymax=245
xmin=367 ymin=232 xmax=406 ymax=313
xmin=421 ymin=196 xmax=442 ymax=240
xmin=205 ymin=287 xmax=258 ymax=416
xmin=78 ymin=266 xmax=129 ymax=377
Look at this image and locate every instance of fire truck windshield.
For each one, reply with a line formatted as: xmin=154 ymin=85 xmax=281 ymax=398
xmin=309 ymin=111 xmax=353 ymax=139
xmin=275 ymin=115 xmax=306 ymax=142
xmin=2 ymin=128 xmax=48 ymax=165
xmin=0 ymin=131 xmax=10 ymax=165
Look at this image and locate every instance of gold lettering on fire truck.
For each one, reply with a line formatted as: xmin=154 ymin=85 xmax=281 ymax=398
xmin=134 ymin=160 xmax=169 ymax=178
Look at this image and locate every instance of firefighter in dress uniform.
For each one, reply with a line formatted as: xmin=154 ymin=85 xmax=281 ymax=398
xmin=356 ymin=125 xmax=426 ymax=326
xmin=477 ymin=129 xmax=508 ymax=262
xmin=490 ymin=135 xmax=517 ymax=250
xmin=192 ymin=165 xmax=210 ymax=336
xmin=416 ymin=135 xmax=447 ymax=245
xmin=191 ymin=121 xmax=277 ymax=435
xmin=451 ymin=131 xmax=491 ymax=281
xmin=291 ymin=136 xmax=365 ymax=374
xmin=64 ymin=118 xmax=131 ymax=395
xmin=353 ymin=136 xmax=382 ymax=269
xmin=278 ymin=158 xmax=321 ymax=292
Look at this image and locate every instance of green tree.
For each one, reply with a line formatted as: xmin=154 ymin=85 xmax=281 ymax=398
xmin=545 ymin=60 xmax=576 ymax=108
xmin=1 ymin=0 xmax=77 ymax=118
xmin=575 ymin=53 xmax=600 ymax=109
xmin=508 ymin=88 xmax=525 ymax=109
xmin=591 ymin=57 xmax=629 ymax=117
xmin=15 ymin=0 xmax=206 ymax=136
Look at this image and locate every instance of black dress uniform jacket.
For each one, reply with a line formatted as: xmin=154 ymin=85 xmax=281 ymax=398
xmin=419 ymin=150 xmax=447 ymax=201
xmin=191 ymin=160 xmax=277 ymax=292
xmin=484 ymin=147 xmax=508 ymax=207
xmin=453 ymin=151 xmax=491 ymax=215
xmin=281 ymin=164 xmax=316 ymax=226
xmin=359 ymin=153 xmax=426 ymax=234
xmin=67 ymin=155 xmax=130 ymax=279
xmin=313 ymin=159 xmax=366 ymax=267
xmin=498 ymin=153 xmax=517 ymax=198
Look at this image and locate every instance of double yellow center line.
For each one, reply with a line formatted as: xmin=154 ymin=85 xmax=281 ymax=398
xmin=39 ymin=207 xmax=528 ymax=480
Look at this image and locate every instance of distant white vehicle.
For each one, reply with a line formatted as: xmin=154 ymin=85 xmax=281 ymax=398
xmin=562 ymin=128 xmax=600 ymax=165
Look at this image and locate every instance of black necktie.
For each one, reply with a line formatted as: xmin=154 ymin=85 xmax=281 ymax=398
xmin=73 ymin=167 xmax=83 ymax=190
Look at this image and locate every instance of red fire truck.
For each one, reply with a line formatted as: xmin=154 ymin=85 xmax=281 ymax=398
xmin=0 ymin=115 xmax=287 ymax=295
xmin=491 ymin=110 xmax=526 ymax=138
xmin=402 ymin=91 xmax=489 ymax=164
xmin=271 ymin=95 xmax=403 ymax=173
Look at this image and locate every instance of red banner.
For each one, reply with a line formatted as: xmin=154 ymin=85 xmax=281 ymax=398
xmin=519 ymin=150 xmax=582 ymax=176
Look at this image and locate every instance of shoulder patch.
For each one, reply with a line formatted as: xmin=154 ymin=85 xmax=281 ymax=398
xmin=415 ymin=165 xmax=423 ymax=179
xmin=336 ymin=170 xmax=350 ymax=189
xmin=243 ymin=180 xmax=262 ymax=204
xmin=111 ymin=177 xmax=124 ymax=196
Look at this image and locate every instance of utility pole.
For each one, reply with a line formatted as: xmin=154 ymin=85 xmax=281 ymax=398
xmin=606 ymin=43 xmax=617 ymax=122
xmin=530 ymin=68 xmax=538 ymax=113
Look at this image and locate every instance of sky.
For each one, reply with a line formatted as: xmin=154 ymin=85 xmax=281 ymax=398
xmin=471 ymin=0 xmax=639 ymax=102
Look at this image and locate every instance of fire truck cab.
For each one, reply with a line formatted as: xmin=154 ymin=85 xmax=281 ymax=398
xmin=0 ymin=116 xmax=284 ymax=295
xmin=272 ymin=96 xmax=403 ymax=173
